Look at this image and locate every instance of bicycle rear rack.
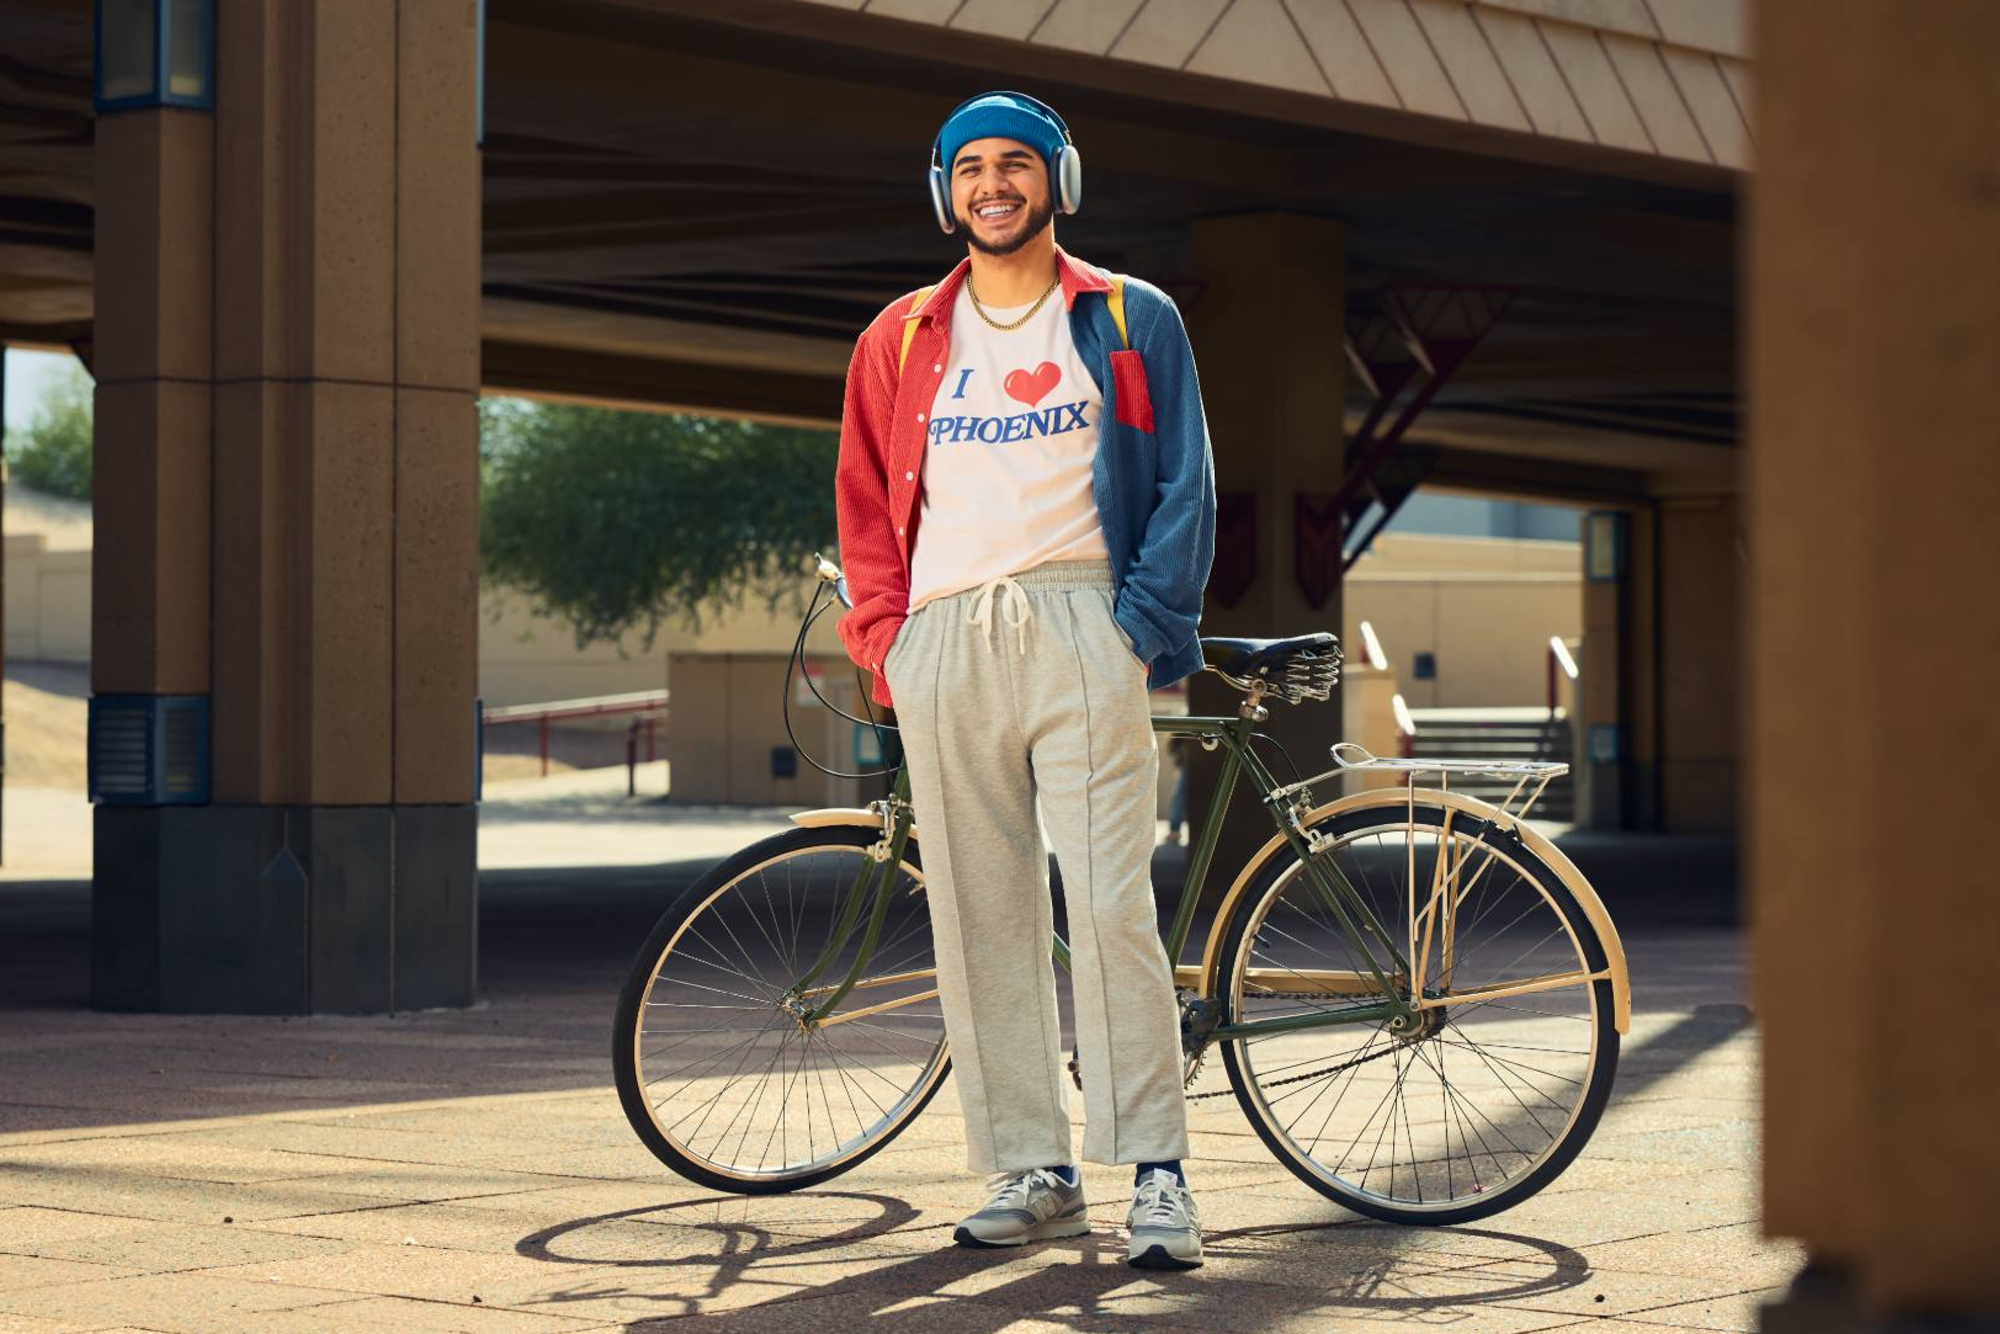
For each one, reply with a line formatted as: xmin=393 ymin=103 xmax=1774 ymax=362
xmin=1336 ymin=740 xmax=1566 ymax=825
xmin=1273 ymin=741 xmax=1570 ymax=828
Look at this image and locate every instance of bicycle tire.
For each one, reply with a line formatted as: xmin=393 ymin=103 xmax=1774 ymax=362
xmin=613 ymin=825 xmax=951 ymax=1195
xmin=1215 ymin=801 xmax=1619 ymax=1225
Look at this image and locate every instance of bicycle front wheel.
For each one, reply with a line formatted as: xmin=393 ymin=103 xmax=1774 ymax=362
xmin=1217 ymin=801 xmax=1619 ymax=1224
xmin=612 ymin=825 xmax=948 ymax=1194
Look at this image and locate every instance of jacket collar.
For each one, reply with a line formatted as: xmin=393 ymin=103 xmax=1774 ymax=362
xmin=912 ymin=243 xmax=1110 ymax=325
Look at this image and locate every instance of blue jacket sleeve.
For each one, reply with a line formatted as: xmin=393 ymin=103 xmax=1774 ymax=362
xmin=1115 ymin=282 xmax=1216 ymax=666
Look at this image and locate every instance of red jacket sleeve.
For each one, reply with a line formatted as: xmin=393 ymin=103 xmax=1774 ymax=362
xmin=833 ymin=319 xmax=908 ymax=707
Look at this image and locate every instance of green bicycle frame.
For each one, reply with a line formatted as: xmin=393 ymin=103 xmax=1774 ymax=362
xmin=802 ymin=707 xmax=1418 ymax=1042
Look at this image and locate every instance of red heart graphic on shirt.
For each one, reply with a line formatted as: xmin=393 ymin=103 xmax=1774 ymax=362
xmin=1003 ymin=362 xmax=1062 ymax=407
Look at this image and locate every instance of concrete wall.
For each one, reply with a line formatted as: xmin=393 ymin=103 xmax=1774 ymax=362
xmin=13 ymin=525 xmax=1580 ymax=718
xmin=476 ymin=588 xmax=674 ymax=708
xmin=1345 ymin=531 xmax=1582 ymax=710
xmin=4 ymin=535 xmax=90 ymax=664
xmin=663 ymin=652 xmax=876 ymax=809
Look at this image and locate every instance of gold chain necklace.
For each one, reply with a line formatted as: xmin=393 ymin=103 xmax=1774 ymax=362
xmin=967 ymin=274 xmax=1060 ymax=332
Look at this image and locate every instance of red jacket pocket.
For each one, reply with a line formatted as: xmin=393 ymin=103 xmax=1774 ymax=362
xmin=1109 ymin=349 xmax=1156 ymax=433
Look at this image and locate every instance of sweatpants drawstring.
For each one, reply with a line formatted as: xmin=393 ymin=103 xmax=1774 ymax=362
xmin=964 ymin=574 xmax=1033 ymax=654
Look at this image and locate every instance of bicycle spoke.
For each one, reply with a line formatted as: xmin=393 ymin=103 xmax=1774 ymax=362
xmin=625 ymin=838 xmax=947 ymax=1183
xmin=1226 ymin=805 xmax=1611 ymax=1219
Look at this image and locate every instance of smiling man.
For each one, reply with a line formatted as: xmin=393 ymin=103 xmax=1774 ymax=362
xmin=834 ymin=92 xmax=1218 ymax=1270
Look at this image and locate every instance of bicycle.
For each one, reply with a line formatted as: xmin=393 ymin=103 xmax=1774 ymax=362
xmin=613 ymin=556 xmax=1630 ymax=1225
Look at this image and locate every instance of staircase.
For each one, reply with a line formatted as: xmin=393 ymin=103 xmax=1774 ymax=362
xmin=1404 ymin=708 xmax=1576 ymax=822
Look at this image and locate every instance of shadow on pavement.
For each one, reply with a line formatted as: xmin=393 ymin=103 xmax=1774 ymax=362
xmin=512 ymin=1198 xmax=1595 ymax=1330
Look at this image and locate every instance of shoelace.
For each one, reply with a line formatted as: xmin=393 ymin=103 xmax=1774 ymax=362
xmin=1133 ymin=1174 xmax=1194 ymax=1227
xmin=964 ymin=574 xmax=1034 ymax=654
xmin=985 ymin=1166 xmax=1067 ymax=1211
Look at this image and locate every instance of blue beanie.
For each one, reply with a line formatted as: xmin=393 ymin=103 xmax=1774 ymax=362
xmin=936 ymin=93 xmax=1067 ymax=175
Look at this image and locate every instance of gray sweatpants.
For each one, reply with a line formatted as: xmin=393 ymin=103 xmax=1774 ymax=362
xmin=882 ymin=557 xmax=1191 ymax=1175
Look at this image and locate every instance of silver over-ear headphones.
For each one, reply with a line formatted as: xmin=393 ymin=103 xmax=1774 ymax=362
xmin=927 ymin=91 xmax=1083 ymax=236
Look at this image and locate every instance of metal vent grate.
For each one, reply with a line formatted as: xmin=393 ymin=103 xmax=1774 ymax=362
xmin=88 ymin=695 xmax=210 ymax=805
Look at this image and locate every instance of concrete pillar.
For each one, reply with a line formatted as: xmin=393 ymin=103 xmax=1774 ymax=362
xmin=1182 ymin=214 xmax=1345 ymax=906
xmin=1657 ymin=494 xmax=1740 ymax=833
xmin=91 ymin=0 xmax=481 ymax=1014
xmin=1 ymin=345 xmax=7 ymax=864
xmin=1751 ymin=0 xmax=2000 ymax=1323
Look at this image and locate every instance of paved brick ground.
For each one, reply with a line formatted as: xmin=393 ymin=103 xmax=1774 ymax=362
xmin=0 ymin=801 xmax=1785 ymax=1333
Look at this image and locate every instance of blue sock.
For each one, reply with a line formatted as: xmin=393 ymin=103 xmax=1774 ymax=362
xmin=1135 ymin=1159 xmax=1184 ymax=1186
xmin=1047 ymin=1163 xmax=1077 ymax=1186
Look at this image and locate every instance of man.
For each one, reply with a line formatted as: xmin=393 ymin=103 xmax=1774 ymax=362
xmin=833 ymin=91 xmax=1216 ymax=1271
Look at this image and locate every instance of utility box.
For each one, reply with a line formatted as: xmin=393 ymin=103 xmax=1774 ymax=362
xmin=665 ymin=652 xmax=887 ymax=808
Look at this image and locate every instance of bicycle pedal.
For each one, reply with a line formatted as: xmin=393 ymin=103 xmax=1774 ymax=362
xmin=1067 ymin=1050 xmax=1083 ymax=1091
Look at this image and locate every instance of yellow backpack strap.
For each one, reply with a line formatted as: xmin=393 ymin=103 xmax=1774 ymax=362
xmin=897 ymin=286 xmax=936 ymax=374
xmin=1107 ymin=275 xmax=1129 ymax=350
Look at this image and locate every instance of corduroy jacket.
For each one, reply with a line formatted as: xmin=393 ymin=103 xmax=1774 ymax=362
xmin=834 ymin=244 xmax=1217 ymax=710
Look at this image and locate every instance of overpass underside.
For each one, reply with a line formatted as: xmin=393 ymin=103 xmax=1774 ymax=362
xmin=0 ymin=0 xmax=1744 ymax=1013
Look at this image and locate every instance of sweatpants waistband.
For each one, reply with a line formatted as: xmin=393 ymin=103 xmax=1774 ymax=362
xmin=927 ymin=558 xmax=1114 ymax=604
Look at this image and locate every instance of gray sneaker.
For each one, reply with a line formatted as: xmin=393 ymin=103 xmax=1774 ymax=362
xmin=952 ymin=1167 xmax=1089 ymax=1248
xmin=1126 ymin=1168 xmax=1203 ymax=1269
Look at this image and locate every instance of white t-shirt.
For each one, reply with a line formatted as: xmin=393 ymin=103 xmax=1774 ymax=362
xmin=906 ymin=282 xmax=1109 ymax=611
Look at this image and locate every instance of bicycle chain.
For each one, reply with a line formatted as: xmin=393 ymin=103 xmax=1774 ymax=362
xmin=1182 ymin=994 xmax=1415 ymax=1101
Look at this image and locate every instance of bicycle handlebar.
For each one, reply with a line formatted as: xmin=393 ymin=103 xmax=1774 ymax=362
xmin=813 ymin=553 xmax=853 ymax=611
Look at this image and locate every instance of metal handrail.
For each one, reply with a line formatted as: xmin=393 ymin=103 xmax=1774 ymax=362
xmin=482 ymin=689 xmax=669 ymax=778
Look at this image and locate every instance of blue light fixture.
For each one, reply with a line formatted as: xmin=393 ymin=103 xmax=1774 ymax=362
xmin=1584 ymin=510 xmax=1627 ymax=583
xmin=476 ymin=0 xmax=487 ymax=148
xmin=95 ymin=0 xmax=214 ymax=113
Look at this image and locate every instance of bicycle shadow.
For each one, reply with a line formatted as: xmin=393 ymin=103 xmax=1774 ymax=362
xmin=512 ymin=1192 xmax=1595 ymax=1330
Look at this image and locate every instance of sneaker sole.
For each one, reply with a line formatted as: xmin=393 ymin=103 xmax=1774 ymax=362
xmin=953 ymin=1216 xmax=1091 ymax=1249
xmin=1128 ymin=1242 xmax=1203 ymax=1271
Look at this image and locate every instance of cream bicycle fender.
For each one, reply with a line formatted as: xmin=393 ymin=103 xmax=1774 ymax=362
xmin=1196 ymin=787 xmax=1631 ymax=1034
xmin=787 ymin=808 xmax=921 ymax=841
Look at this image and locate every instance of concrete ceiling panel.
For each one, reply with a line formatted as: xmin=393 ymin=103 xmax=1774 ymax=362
xmin=950 ymin=0 xmax=1060 ymax=41
xmin=1281 ymin=0 xmax=1400 ymax=108
xmin=1659 ymin=47 xmax=1750 ymax=169
xmin=1343 ymin=0 xmax=1469 ymax=121
xmin=1600 ymin=30 xmax=1710 ymax=162
xmin=863 ymin=0 xmax=966 ymax=24
xmin=1108 ymin=0 xmax=1234 ymax=70
xmin=1535 ymin=19 xmax=1653 ymax=152
xmin=1407 ymin=0 xmax=1534 ymax=133
xmin=1640 ymin=0 xmax=1748 ymax=60
xmin=1185 ymin=0 xmax=1332 ymax=96
xmin=1031 ymin=0 xmax=1147 ymax=54
xmin=1474 ymin=0 xmax=1659 ymax=45
xmin=1717 ymin=57 xmax=1752 ymax=140
xmin=1471 ymin=7 xmax=1594 ymax=141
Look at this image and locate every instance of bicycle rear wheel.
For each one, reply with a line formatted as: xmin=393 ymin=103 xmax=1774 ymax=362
xmin=613 ymin=826 xmax=948 ymax=1194
xmin=1216 ymin=801 xmax=1619 ymax=1224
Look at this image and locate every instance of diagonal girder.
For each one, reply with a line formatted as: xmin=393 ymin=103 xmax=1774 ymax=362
xmin=1338 ymin=285 xmax=1511 ymax=570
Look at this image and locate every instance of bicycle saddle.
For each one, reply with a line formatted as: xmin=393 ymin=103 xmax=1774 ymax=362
xmin=1199 ymin=632 xmax=1342 ymax=702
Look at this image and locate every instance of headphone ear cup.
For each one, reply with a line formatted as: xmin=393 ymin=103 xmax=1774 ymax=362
xmin=1055 ymin=144 xmax=1083 ymax=215
xmin=928 ymin=164 xmax=956 ymax=234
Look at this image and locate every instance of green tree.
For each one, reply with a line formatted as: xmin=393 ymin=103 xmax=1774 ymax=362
xmin=479 ymin=399 xmax=839 ymax=649
xmin=6 ymin=359 xmax=93 ymax=500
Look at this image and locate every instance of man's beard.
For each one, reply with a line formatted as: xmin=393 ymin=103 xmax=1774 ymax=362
xmin=956 ymin=193 xmax=1056 ymax=256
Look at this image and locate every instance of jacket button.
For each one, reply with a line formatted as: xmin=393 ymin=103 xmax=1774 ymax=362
xmin=917 ymin=412 xmax=926 ymax=422
xmin=905 ymin=470 xmax=914 ymax=480
xmin=897 ymin=526 xmax=905 ymax=536
xmin=933 ymin=364 xmax=941 ymax=373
